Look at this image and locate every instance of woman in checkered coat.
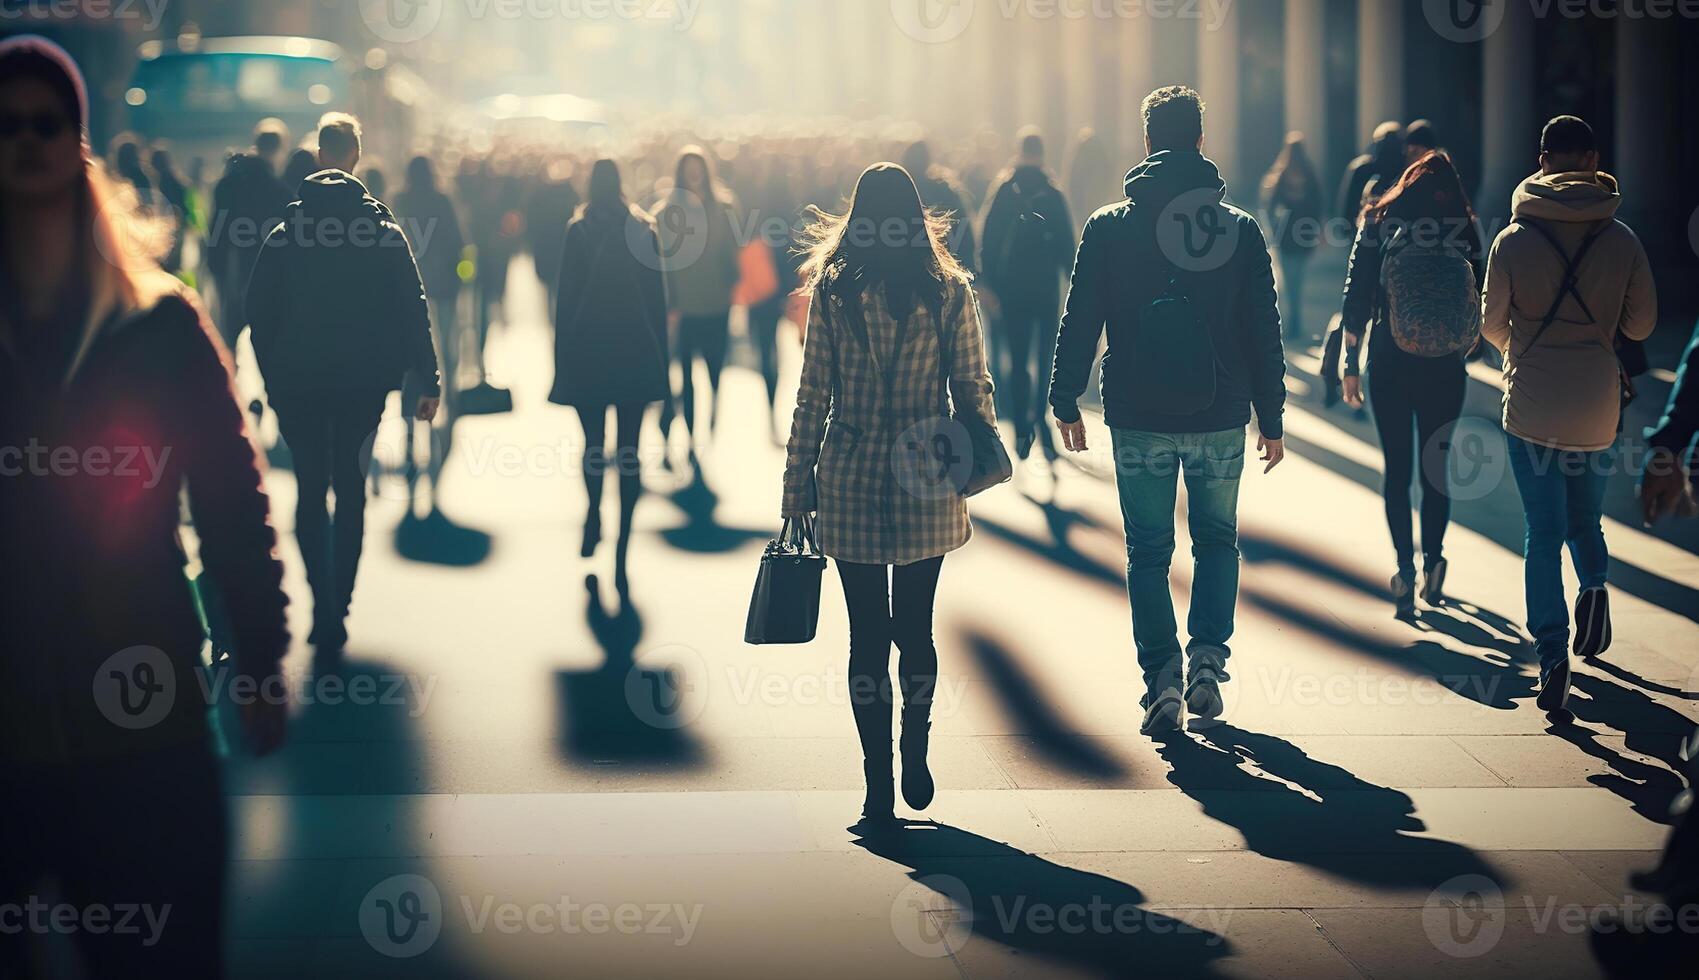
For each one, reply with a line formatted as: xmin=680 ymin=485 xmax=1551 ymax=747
xmin=781 ymin=163 xmax=999 ymax=830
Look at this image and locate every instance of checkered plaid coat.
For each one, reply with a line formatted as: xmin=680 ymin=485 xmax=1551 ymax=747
xmin=781 ymin=271 xmax=999 ymax=566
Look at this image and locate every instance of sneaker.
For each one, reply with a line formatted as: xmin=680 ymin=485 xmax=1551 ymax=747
xmin=1392 ymin=571 xmax=1417 ymax=619
xmin=1420 ymin=559 xmax=1449 ymax=607
xmin=1185 ymin=671 xmax=1225 ymax=722
xmin=1573 ymin=587 xmax=1613 ymax=659
xmin=1140 ymin=688 xmax=1183 ymax=736
xmin=1536 ymin=656 xmax=1572 ymax=712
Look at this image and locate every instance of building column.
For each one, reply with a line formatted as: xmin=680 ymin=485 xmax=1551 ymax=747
xmin=1479 ymin=0 xmax=1535 ymax=222
xmin=1614 ymin=11 xmax=1678 ymax=258
xmin=1197 ymin=0 xmax=1241 ymax=180
xmin=1121 ymin=13 xmax=1156 ymax=160
xmin=1356 ymin=0 xmax=1404 ymax=148
xmin=1284 ymin=0 xmax=1328 ymax=177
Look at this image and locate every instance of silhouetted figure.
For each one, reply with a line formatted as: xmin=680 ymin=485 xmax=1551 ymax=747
xmin=150 ymin=144 xmax=189 ymax=272
xmin=1050 ymin=86 xmax=1286 ymax=736
xmin=528 ymin=158 xmax=580 ymax=300
xmin=655 ymin=146 xmax=740 ymax=452
xmin=1481 ymin=115 xmax=1658 ymax=711
xmin=394 ymin=154 xmax=468 ymax=496
xmin=281 ymin=146 xmax=318 ymax=192
xmin=0 ymin=37 xmax=289 ymax=978
xmin=1064 ymin=127 xmax=1118 ymax=225
xmin=900 ymin=139 xmax=979 ymax=275
xmin=551 ymin=159 xmax=670 ymax=592
xmin=783 ymin=163 xmax=998 ymax=828
xmin=245 ymin=113 xmax=441 ymax=653
xmin=1340 ymin=151 xmax=1483 ymax=619
xmin=981 ymin=128 xmax=1074 ymax=462
xmin=745 ymin=155 xmax=803 ymax=441
xmin=207 ymin=120 xmax=291 ymax=348
xmin=1260 ymin=132 xmax=1323 ymax=342
xmin=1336 ymin=120 xmax=1403 ymax=224
xmin=1641 ymin=323 xmax=1699 ymax=523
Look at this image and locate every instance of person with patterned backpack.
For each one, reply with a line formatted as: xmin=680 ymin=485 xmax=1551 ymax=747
xmin=1341 ymin=150 xmax=1484 ymax=619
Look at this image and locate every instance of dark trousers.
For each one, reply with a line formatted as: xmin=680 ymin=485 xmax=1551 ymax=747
xmin=837 ymin=557 xmax=944 ymax=762
xmin=1000 ymin=303 xmax=1059 ymax=455
xmin=275 ymin=393 xmax=387 ymax=630
xmin=577 ymin=403 xmax=646 ymax=569
xmin=662 ymin=312 xmax=731 ymax=440
xmin=748 ymin=303 xmax=783 ymax=412
xmin=1367 ymin=359 xmax=1466 ymax=576
xmin=0 ymin=739 xmax=227 ymax=978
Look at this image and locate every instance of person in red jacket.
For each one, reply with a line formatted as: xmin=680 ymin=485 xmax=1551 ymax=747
xmin=0 ymin=37 xmax=289 ymax=978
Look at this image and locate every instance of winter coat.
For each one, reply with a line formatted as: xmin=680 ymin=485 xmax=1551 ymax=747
xmin=654 ymin=192 xmax=741 ymax=317
xmin=1481 ymin=171 xmax=1658 ymax=451
xmin=979 ymin=165 xmax=1075 ymax=312
xmin=0 ymin=277 xmax=288 ymax=767
xmin=244 ymin=170 xmax=441 ymax=407
xmin=549 ymin=205 xmax=671 ymax=409
xmin=1049 ymin=150 xmax=1287 ymax=439
xmin=781 ymin=269 xmax=998 ymax=565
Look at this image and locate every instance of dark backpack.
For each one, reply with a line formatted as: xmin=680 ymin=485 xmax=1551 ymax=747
xmin=1378 ymin=224 xmax=1481 ymax=357
xmin=1129 ymin=270 xmax=1218 ymax=417
xmin=994 ymin=181 xmax=1063 ymax=284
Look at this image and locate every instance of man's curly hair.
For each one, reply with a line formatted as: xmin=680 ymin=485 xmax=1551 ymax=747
xmin=1142 ymin=85 xmax=1206 ymax=153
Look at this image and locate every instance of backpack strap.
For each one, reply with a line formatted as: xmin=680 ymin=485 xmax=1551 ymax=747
xmin=1515 ymin=218 xmax=1608 ymax=360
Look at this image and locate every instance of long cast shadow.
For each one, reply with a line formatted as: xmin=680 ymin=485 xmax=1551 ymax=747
xmin=854 ymin=821 xmax=1232 ymax=977
xmin=1156 ymin=725 xmax=1503 ymax=891
xmin=554 ymin=575 xmax=705 ymax=767
xmin=961 ymin=628 xmax=1126 ymax=780
xmin=658 ymin=457 xmax=770 ymax=554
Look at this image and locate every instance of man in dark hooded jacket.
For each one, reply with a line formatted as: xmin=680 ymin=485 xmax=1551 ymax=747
xmin=245 ymin=113 xmax=440 ymax=653
xmin=1049 ymin=86 xmax=1285 ymax=737
xmin=980 ymin=129 xmax=1075 ymax=460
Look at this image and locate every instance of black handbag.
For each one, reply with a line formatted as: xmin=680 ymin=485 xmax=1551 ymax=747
xmin=935 ymin=291 xmax=1013 ymax=497
xmin=744 ymin=515 xmax=827 ymax=645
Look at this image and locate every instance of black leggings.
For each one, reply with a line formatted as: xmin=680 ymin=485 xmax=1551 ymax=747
xmin=669 ymin=312 xmax=730 ymax=438
xmin=1001 ymin=305 xmax=1059 ymax=451
xmin=1367 ymin=359 xmax=1467 ymax=575
xmin=576 ymin=403 xmax=646 ymax=557
xmin=837 ymin=557 xmax=944 ymax=760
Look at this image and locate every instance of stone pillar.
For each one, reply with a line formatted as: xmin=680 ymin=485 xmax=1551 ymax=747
xmin=1196 ymin=0 xmax=1241 ymax=181
xmin=1356 ymin=0 xmax=1404 ymax=148
xmin=1122 ymin=12 xmax=1157 ymax=159
xmin=1284 ymin=0 xmax=1328 ymax=177
xmin=1478 ymin=0 xmax=1536 ymax=223
xmin=1614 ymin=11 xmax=1678 ymax=259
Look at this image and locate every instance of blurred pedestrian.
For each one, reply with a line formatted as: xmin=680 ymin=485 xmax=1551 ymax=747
xmin=655 ymin=146 xmax=740 ymax=454
xmin=551 ymin=159 xmax=669 ymax=592
xmin=244 ymin=113 xmax=441 ymax=654
xmin=0 ymin=37 xmax=289 ymax=978
xmin=1260 ymin=132 xmax=1324 ymax=342
xmin=981 ymin=127 xmax=1074 ymax=462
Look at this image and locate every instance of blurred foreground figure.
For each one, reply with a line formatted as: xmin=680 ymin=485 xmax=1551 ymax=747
xmin=0 ymin=36 xmax=289 ymax=978
xmin=245 ymin=113 xmax=441 ymax=654
xmin=782 ymin=164 xmax=999 ymax=830
xmin=550 ymin=159 xmax=670 ymax=593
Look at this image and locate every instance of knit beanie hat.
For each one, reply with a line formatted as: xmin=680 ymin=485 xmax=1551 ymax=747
xmin=0 ymin=35 xmax=89 ymax=136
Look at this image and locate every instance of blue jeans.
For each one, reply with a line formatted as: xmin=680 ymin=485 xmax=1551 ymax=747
xmin=1110 ymin=428 xmax=1246 ymax=703
xmin=1506 ymin=434 xmax=1612 ymax=667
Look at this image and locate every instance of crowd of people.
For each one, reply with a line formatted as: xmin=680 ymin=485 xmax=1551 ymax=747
xmin=3 ymin=30 xmax=1697 ymax=978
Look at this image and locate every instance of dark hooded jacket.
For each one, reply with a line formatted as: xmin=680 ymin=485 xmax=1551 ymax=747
xmin=1048 ymin=150 xmax=1286 ymax=439
xmin=979 ymin=164 xmax=1075 ymax=311
xmin=207 ymin=152 xmax=290 ymax=298
xmin=244 ymin=170 xmax=440 ymax=405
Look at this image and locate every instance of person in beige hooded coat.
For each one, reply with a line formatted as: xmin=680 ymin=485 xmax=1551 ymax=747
xmin=1480 ymin=115 xmax=1657 ymax=712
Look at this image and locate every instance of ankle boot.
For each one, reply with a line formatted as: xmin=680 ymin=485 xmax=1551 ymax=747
xmin=899 ymin=713 xmax=934 ymax=810
xmin=860 ymin=752 xmax=896 ymax=825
